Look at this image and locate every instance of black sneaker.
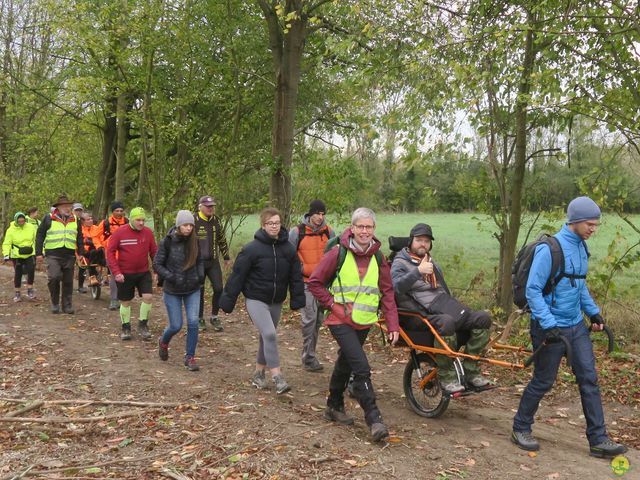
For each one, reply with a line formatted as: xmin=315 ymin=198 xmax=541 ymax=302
xmin=324 ymin=406 xmax=354 ymax=425
xmin=512 ymin=430 xmax=540 ymax=451
xmin=63 ymin=307 xmax=75 ymax=315
xmin=158 ymin=339 xmax=169 ymax=361
xmin=51 ymin=304 xmax=61 ymax=314
xmin=184 ymin=356 xmax=200 ymax=371
xmin=209 ymin=315 xmax=223 ymax=332
xmin=120 ymin=323 xmax=132 ymax=341
xmin=303 ymin=360 xmax=324 ymax=372
xmin=370 ymin=422 xmax=389 ymax=442
xmin=589 ymin=438 xmax=628 ymax=458
xmin=138 ymin=320 xmax=151 ymax=341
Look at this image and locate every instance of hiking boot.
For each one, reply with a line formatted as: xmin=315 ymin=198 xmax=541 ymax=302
xmin=273 ymin=374 xmax=291 ymax=394
xmin=468 ymin=374 xmax=491 ymax=389
xmin=184 ymin=356 xmax=200 ymax=371
xmin=89 ymin=275 xmax=100 ymax=286
xmin=370 ymin=422 xmax=389 ymax=442
xmin=589 ymin=438 xmax=628 ymax=458
xmin=108 ymin=299 xmax=120 ymax=311
xmin=158 ymin=339 xmax=169 ymax=361
xmin=303 ymin=359 xmax=324 ymax=372
xmin=13 ymin=292 xmax=21 ymax=303
xmin=324 ymin=406 xmax=354 ymax=425
xmin=77 ymin=287 xmax=88 ymax=294
xmin=51 ymin=304 xmax=61 ymax=314
xmin=63 ymin=307 xmax=75 ymax=315
xmin=27 ymin=288 xmax=35 ymax=300
xmin=441 ymin=380 xmax=465 ymax=394
xmin=251 ymin=370 xmax=269 ymax=389
xmin=138 ymin=320 xmax=151 ymax=341
xmin=198 ymin=318 xmax=207 ymax=331
xmin=512 ymin=430 xmax=540 ymax=452
xmin=120 ymin=323 xmax=132 ymax=341
xmin=209 ymin=315 xmax=223 ymax=332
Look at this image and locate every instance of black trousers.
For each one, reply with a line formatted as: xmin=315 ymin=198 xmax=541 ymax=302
xmin=327 ymin=324 xmax=382 ymax=426
xmin=45 ymin=254 xmax=75 ymax=308
xmin=12 ymin=257 xmax=35 ymax=288
xmin=199 ymin=259 xmax=223 ymax=318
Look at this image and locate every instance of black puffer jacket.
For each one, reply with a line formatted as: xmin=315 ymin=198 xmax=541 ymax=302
xmin=153 ymin=227 xmax=204 ymax=295
xmin=220 ymin=227 xmax=305 ymax=312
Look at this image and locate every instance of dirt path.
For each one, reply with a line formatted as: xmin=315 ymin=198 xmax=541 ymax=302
xmin=0 ymin=265 xmax=637 ymax=479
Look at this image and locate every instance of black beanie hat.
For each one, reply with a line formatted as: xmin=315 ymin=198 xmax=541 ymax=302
xmin=308 ymin=199 xmax=326 ymax=215
xmin=409 ymin=223 xmax=435 ymax=240
xmin=111 ymin=201 xmax=125 ymax=212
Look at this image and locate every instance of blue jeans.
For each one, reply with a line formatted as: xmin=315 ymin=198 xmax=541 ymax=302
xmin=161 ymin=290 xmax=200 ymax=358
xmin=513 ymin=319 xmax=608 ymax=446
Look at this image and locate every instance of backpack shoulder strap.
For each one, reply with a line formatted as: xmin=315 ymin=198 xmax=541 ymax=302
xmin=542 ymin=236 xmax=564 ymax=295
xmin=296 ymin=223 xmax=306 ymax=249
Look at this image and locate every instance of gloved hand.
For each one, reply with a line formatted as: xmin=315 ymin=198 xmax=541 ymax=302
xmin=590 ymin=314 xmax=605 ymax=331
xmin=544 ymin=327 xmax=563 ymax=343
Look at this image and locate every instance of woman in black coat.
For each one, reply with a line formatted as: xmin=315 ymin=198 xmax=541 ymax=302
xmin=220 ymin=207 xmax=305 ymax=394
xmin=154 ymin=210 xmax=204 ymax=371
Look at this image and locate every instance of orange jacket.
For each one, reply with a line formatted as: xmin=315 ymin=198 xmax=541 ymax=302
xmin=99 ymin=214 xmax=128 ymax=248
xmin=296 ymin=224 xmax=332 ymax=279
xmin=82 ymin=224 xmax=105 ymax=251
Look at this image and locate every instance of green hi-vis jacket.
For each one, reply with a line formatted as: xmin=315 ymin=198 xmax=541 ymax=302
xmin=2 ymin=213 xmax=37 ymax=259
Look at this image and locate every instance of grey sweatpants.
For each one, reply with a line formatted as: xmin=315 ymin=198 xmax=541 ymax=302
xmin=300 ymin=284 xmax=321 ymax=366
xmin=245 ymin=298 xmax=282 ymax=369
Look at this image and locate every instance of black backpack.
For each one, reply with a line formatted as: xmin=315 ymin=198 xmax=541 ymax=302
xmin=512 ymin=234 xmax=565 ymax=310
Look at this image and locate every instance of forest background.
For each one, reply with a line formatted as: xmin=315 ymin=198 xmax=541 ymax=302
xmin=0 ymin=0 xmax=639 ymax=330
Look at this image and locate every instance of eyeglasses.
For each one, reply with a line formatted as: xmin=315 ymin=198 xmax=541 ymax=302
xmin=353 ymin=224 xmax=374 ymax=231
xmin=264 ymin=221 xmax=281 ymax=227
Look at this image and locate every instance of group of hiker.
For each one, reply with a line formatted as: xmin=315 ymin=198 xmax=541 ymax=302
xmin=1 ymin=194 xmax=628 ymax=456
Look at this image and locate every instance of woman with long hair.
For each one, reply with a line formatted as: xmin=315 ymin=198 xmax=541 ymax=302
xmin=154 ymin=210 xmax=204 ymax=371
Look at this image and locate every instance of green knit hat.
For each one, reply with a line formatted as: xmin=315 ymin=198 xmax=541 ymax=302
xmin=129 ymin=207 xmax=146 ymax=224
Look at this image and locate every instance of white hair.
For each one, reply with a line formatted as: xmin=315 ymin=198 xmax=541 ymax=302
xmin=351 ymin=207 xmax=376 ymax=225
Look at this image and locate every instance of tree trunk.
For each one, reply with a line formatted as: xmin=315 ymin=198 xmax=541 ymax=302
xmin=94 ymin=95 xmax=117 ymax=219
xmin=114 ymin=92 xmax=128 ymax=202
xmin=258 ymin=0 xmax=307 ymax=227
xmin=496 ymin=23 xmax=537 ymax=315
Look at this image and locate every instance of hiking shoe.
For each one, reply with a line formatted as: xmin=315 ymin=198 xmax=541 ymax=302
xmin=209 ymin=315 xmax=223 ymax=332
xmin=441 ymin=380 xmax=465 ymax=394
xmin=512 ymin=430 xmax=540 ymax=452
xmin=108 ymin=299 xmax=120 ymax=311
xmin=303 ymin=360 xmax=324 ymax=372
xmin=370 ymin=422 xmax=389 ymax=442
xmin=324 ymin=406 xmax=354 ymax=425
xmin=63 ymin=307 xmax=75 ymax=314
xmin=251 ymin=370 xmax=269 ymax=389
xmin=158 ymin=339 xmax=169 ymax=361
xmin=468 ymin=374 xmax=491 ymax=389
xmin=27 ymin=288 xmax=35 ymax=300
xmin=51 ymin=304 xmax=61 ymax=314
xmin=589 ymin=438 xmax=628 ymax=458
xmin=13 ymin=292 xmax=21 ymax=303
xmin=120 ymin=323 xmax=132 ymax=341
xmin=138 ymin=320 xmax=151 ymax=341
xmin=273 ymin=374 xmax=291 ymax=394
xmin=184 ymin=356 xmax=200 ymax=371
xmin=77 ymin=287 xmax=88 ymax=294
xmin=198 ymin=318 xmax=207 ymax=331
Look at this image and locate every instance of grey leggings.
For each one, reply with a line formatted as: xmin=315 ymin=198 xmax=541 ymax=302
xmin=245 ymin=299 xmax=282 ymax=369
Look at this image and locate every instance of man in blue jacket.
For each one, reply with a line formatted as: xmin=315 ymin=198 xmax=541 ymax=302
xmin=511 ymin=197 xmax=627 ymax=459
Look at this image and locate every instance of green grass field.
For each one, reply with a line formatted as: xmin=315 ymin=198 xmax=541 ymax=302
xmin=227 ymin=212 xmax=639 ymax=302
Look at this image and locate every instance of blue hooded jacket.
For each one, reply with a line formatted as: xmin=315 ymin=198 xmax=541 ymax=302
xmin=526 ymin=224 xmax=600 ymax=330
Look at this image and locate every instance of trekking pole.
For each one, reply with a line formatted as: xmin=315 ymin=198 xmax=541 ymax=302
xmin=524 ymin=335 xmax=572 ymax=368
xmin=591 ymin=324 xmax=615 ymax=353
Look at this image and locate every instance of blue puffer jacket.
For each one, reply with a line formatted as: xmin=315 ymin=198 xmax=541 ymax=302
xmin=526 ymin=224 xmax=600 ymax=330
